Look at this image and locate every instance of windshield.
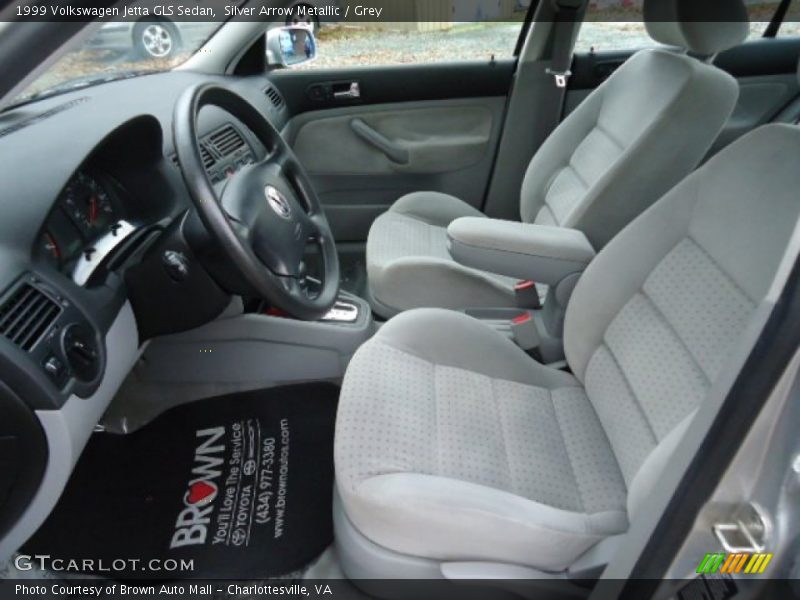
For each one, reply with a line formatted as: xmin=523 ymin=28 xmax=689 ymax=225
xmin=11 ymin=21 xmax=222 ymax=106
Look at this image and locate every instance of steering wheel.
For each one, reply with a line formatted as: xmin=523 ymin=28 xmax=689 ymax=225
xmin=173 ymin=83 xmax=339 ymax=321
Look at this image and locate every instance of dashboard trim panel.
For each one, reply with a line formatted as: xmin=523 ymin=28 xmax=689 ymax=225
xmin=71 ymin=220 xmax=136 ymax=286
xmin=0 ymin=303 xmax=139 ymax=564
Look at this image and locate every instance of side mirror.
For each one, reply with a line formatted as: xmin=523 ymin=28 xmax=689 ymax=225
xmin=266 ymin=26 xmax=317 ymax=68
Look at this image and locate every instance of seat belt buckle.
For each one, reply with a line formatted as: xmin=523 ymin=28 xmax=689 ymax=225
xmin=515 ymin=280 xmax=541 ymax=309
xmin=511 ymin=312 xmax=541 ymax=351
xmin=546 ymin=68 xmax=572 ymax=89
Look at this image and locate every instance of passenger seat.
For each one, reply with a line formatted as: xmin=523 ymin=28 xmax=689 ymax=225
xmin=365 ymin=0 xmax=750 ymax=318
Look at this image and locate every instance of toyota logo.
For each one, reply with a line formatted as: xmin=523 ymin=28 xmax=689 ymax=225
xmin=265 ymin=185 xmax=292 ymax=220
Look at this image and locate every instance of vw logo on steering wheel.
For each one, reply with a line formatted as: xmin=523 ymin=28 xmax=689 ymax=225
xmin=265 ymin=185 xmax=292 ymax=220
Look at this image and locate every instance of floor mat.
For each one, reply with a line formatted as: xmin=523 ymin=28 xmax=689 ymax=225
xmin=25 ymin=383 xmax=339 ymax=579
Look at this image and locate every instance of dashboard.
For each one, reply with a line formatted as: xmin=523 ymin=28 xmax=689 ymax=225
xmin=0 ymin=69 xmax=288 ymax=409
xmin=0 ymin=70 xmax=290 ymax=557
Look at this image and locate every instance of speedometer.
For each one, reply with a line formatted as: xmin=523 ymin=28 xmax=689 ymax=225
xmin=61 ymin=172 xmax=115 ymax=234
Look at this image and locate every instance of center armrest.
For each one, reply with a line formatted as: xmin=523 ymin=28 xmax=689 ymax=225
xmin=446 ymin=217 xmax=596 ymax=285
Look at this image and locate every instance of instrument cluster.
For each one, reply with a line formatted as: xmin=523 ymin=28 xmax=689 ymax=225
xmin=38 ymin=170 xmax=126 ymax=280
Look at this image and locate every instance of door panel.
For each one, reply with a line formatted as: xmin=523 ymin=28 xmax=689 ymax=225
xmin=294 ymin=103 xmax=495 ymax=176
xmin=708 ymin=38 xmax=800 ymax=154
xmin=287 ymin=98 xmax=506 ymax=241
xmin=708 ymin=73 xmax=799 ymax=154
xmin=270 ymin=60 xmax=515 ymax=114
xmin=272 ymin=62 xmax=514 ymax=242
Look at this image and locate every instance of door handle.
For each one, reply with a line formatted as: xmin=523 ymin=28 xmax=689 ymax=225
xmin=350 ymin=118 xmax=409 ymax=165
xmin=333 ymin=81 xmax=361 ymax=100
xmin=306 ymin=81 xmax=362 ymax=103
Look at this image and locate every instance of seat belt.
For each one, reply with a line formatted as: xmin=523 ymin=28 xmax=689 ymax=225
xmin=543 ymin=0 xmax=582 ymax=134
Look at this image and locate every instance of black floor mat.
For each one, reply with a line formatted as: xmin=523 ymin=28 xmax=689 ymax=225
xmin=25 ymin=383 xmax=339 ymax=579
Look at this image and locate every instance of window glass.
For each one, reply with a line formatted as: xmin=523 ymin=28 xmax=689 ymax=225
xmin=575 ymin=21 xmax=654 ymax=53
xmin=777 ymin=0 xmax=800 ymax=36
xmin=778 ymin=22 xmax=800 ymax=36
xmin=13 ymin=21 xmax=222 ymax=106
xmin=302 ymin=1 xmax=529 ymax=69
xmin=575 ymin=0 xmax=787 ymax=53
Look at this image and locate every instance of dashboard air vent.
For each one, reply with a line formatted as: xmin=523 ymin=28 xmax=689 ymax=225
xmin=199 ymin=144 xmax=216 ymax=169
xmin=208 ymin=125 xmax=245 ymax=157
xmin=264 ymin=86 xmax=284 ymax=108
xmin=0 ymin=284 xmax=61 ymax=352
xmin=171 ymin=151 xmax=214 ymax=170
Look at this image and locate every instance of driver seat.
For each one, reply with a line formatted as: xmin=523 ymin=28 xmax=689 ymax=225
xmin=334 ymin=124 xmax=800 ymax=577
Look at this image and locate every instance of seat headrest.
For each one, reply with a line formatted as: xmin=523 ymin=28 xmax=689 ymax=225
xmin=643 ymin=0 xmax=749 ymax=56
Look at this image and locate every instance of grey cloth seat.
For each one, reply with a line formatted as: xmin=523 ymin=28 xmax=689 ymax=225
xmin=335 ymin=123 xmax=800 ymax=573
xmin=366 ymin=0 xmax=749 ymax=318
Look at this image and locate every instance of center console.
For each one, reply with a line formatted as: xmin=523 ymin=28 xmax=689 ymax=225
xmin=447 ymin=218 xmax=597 ymax=363
xmin=134 ymin=288 xmax=375 ymax=388
xmin=320 ymin=298 xmax=361 ymax=323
